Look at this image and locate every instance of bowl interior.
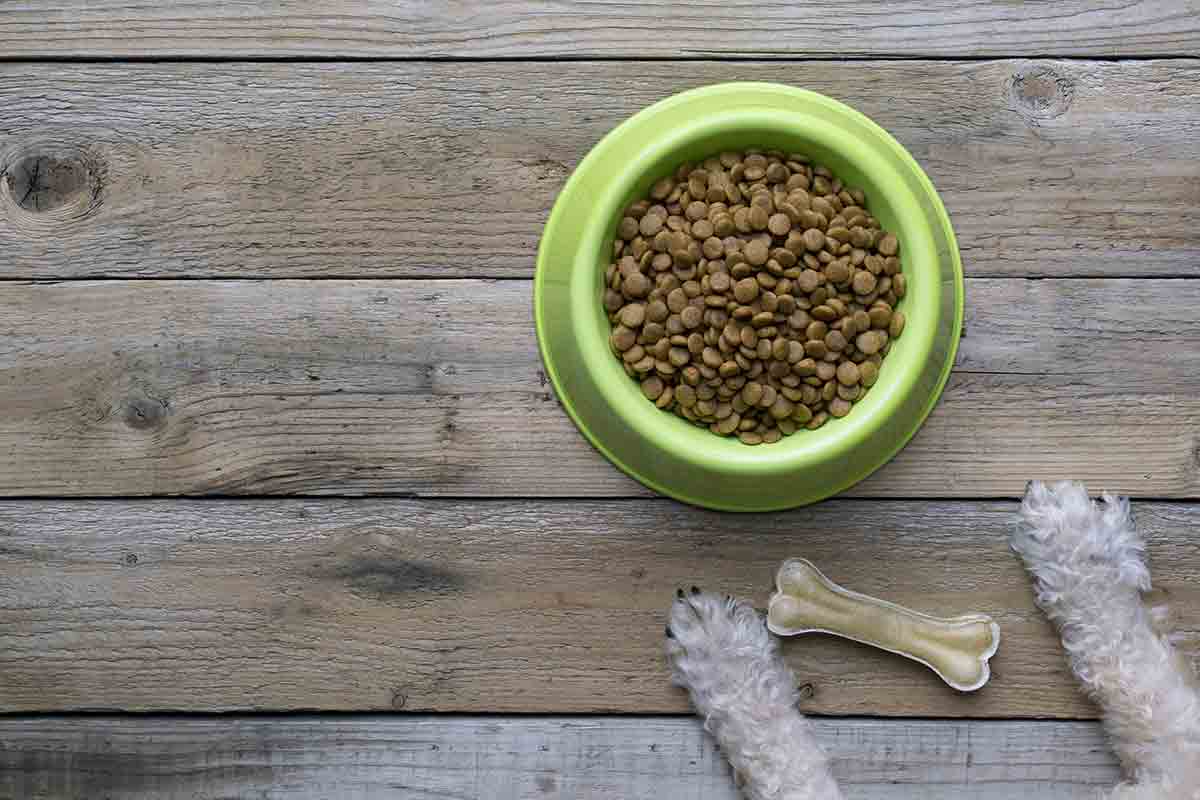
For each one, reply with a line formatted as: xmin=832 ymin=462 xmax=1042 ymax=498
xmin=573 ymin=112 xmax=941 ymax=474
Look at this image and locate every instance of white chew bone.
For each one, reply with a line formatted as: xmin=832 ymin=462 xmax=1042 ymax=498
xmin=767 ymin=559 xmax=1001 ymax=692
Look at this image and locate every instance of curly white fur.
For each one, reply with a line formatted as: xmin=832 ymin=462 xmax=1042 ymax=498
xmin=1014 ymin=481 xmax=1200 ymax=800
xmin=666 ymin=589 xmax=843 ymax=800
xmin=666 ymin=482 xmax=1199 ymax=800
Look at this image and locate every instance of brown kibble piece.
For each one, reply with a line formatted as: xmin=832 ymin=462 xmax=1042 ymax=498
xmin=751 ymin=311 xmax=774 ymax=328
xmin=889 ymin=311 xmax=906 ymax=338
xmin=675 ymin=384 xmax=697 ymax=407
xmin=759 ymin=385 xmax=778 ymax=408
xmin=859 ymin=361 xmax=879 ymax=387
xmin=650 ymin=177 xmax=674 ymax=200
xmin=713 ymin=214 xmax=736 ymax=237
xmin=611 ymin=326 xmax=637 ymax=351
xmin=802 ymin=229 xmax=825 ymax=252
xmin=811 ymin=305 xmax=837 ymax=322
xmin=741 ymin=381 xmax=764 ymax=407
xmin=640 ymin=214 xmax=665 ymax=237
xmin=826 ymin=261 xmax=850 ymax=285
xmin=768 ymin=213 xmax=792 ymax=236
xmin=825 ymin=329 xmax=847 ymax=352
xmin=749 ymin=205 xmax=770 ymax=231
xmin=830 ymin=397 xmax=853 ymax=417
xmin=769 ymin=396 xmax=795 ymax=420
xmin=646 ymin=299 xmax=670 ymax=323
xmin=715 ymin=413 xmax=741 ymax=435
xmin=856 ymin=330 xmax=884 ymax=355
xmin=744 ymin=239 xmax=770 ymax=267
xmin=877 ymin=233 xmax=899 ymax=256
xmin=624 ymin=272 xmax=651 ymax=298
xmin=618 ymin=217 xmax=640 ymax=240
xmin=641 ymin=376 xmax=665 ymax=400
xmin=826 ymin=226 xmax=851 ymax=244
xmin=733 ymin=207 xmax=752 ymax=233
xmin=796 ymin=270 xmax=821 ymax=293
xmin=619 ymin=303 xmax=646 ymax=328
xmin=811 ymin=196 xmax=835 ymax=220
xmin=836 ymin=361 xmax=860 ymax=386
xmin=734 ymin=277 xmax=760 ymax=303
xmin=852 ymin=270 xmax=877 ymax=295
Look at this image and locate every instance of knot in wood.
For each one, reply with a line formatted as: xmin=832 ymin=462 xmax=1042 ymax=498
xmin=1 ymin=141 xmax=104 ymax=230
xmin=1009 ymin=64 xmax=1074 ymax=122
xmin=6 ymin=155 xmax=88 ymax=213
xmin=123 ymin=396 xmax=169 ymax=430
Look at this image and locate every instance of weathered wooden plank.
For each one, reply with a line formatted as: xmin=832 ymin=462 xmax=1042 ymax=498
xmin=0 ymin=1 xmax=1195 ymax=59
xmin=0 ymin=499 xmax=1196 ymax=715
xmin=0 ymin=715 xmax=1122 ymax=800
xmin=0 ymin=279 xmax=1197 ymax=498
xmin=1 ymin=60 xmax=1197 ymax=279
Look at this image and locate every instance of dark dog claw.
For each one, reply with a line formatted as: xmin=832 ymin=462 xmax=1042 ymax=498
xmin=665 ymin=625 xmax=674 ymax=638
xmin=676 ymin=587 xmax=685 ymax=599
xmin=690 ymin=585 xmax=701 ymax=595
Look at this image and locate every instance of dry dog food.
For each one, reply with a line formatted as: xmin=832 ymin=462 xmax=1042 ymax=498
xmin=604 ymin=150 xmax=906 ymax=445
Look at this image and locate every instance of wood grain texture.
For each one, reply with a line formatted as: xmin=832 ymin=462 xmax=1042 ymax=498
xmin=0 ymin=716 xmax=1122 ymax=800
xmin=0 ymin=499 xmax=1196 ymax=715
xmin=1 ymin=279 xmax=1198 ymax=498
xmin=2 ymin=60 xmax=1198 ymax=279
xmin=0 ymin=1 xmax=1196 ymax=59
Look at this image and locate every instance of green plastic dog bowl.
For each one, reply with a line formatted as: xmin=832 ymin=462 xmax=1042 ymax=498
xmin=535 ymin=83 xmax=962 ymax=511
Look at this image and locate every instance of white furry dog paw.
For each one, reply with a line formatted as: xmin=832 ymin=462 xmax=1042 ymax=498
xmin=1013 ymin=481 xmax=1200 ymax=795
xmin=664 ymin=588 xmax=847 ymax=800
xmin=667 ymin=592 xmax=777 ymax=695
xmin=1013 ymin=480 xmax=1150 ymax=599
xmin=665 ymin=587 xmax=786 ymax=710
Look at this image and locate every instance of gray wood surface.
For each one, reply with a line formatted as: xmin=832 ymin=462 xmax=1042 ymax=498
xmin=1 ymin=498 xmax=1196 ymax=716
xmin=2 ymin=6 xmax=1198 ymax=790
xmin=0 ymin=715 xmax=1122 ymax=800
xmin=1 ymin=60 xmax=1197 ymax=280
xmin=1 ymin=279 xmax=1198 ymax=498
xmin=0 ymin=1 xmax=1195 ymax=59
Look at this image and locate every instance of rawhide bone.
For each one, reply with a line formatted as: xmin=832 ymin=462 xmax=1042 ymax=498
xmin=767 ymin=559 xmax=1000 ymax=692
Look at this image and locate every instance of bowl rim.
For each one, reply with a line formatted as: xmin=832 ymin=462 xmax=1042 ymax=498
xmin=535 ymin=82 xmax=964 ymax=510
